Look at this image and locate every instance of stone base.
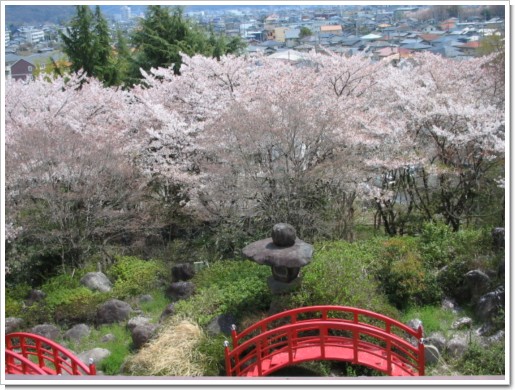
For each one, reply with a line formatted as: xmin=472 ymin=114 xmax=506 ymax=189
xmin=267 ymin=275 xmax=302 ymax=295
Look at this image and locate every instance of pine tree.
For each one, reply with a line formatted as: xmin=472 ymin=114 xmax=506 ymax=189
xmin=60 ymin=5 xmax=115 ymax=85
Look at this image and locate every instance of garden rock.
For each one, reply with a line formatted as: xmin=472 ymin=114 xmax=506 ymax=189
xmin=172 ymin=263 xmax=195 ymax=282
xmin=64 ymin=324 xmax=90 ymax=343
xmin=139 ymin=294 xmax=153 ymax=303
xmin=424 ymin=344 xmax=441 ymax=365
xmin=485 ymin=330 xmax=504 ymax=345
xmin=475 ymin=286 xmax=504 ymax=322
xmin=80 ymin=272 xmax=113 ymax=293
xmin=96 ymin=299 xmax=132 ymax=325
xmin=101 ymin=334 xmax=116 ymax=343
xmin=452 ymin=317 xmax=473 ymax=330
xmin=26 ymin=289 xmax=46 ymax=305
xmin=464 ymin=270 xmax=490 ymax=303
xmin=30 ymin=324 xmax=61 ymax=341
xmin=424 ymin=332 xmax=447 ymax=352
xmin=6 ymin=317 xmax=24 ymax=334
xmin=446 ymin=336 xmax=468 ymax=359
xmin=206 ymin=313 xmax=237 ymax=336
xmin=127 ymin=316 xmax=151 ymax=332
xmin=131 ymin=324 xmax=158 ymax=349
xmin=159 ymin=303 xmax=175 ymax=323
xmin=165 ymin=281 xmax=195 ymax=301
xmin=491 ymin=227 xmax=504 ymax=251
xmin=78 ymin=348 xmax=111 ymax=366
xmin=441 ymin=297 xmax=461 ymax=313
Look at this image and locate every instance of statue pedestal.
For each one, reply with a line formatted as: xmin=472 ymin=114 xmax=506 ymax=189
xmin=267 ymin=275 xmax=302 ymax=295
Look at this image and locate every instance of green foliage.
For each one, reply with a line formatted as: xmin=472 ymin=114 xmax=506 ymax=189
xmin=108 ymin=256 xmax=167 ymax=298
xmin=374 ymin=237 xmax=441 ymax=309
xmin=456 ymin=338 xmax=505 ymax=375
xmin=196 ymin=334 xmax=227 ymax=376
xmin=5 ymin=295 xmax=23 ymax=318
xmin=43 ymin=284 xmax=109 ymax=325
xmin=290 ymin=241 xmax=398 ymax=318
xmin=175 ymin=260 xmax=272 ymax=326
xmin=401 ymin=306 xmax=457 ymax=335
xmin=131 ymin=5 xmax=246 ymax=80
xmin=61 ymin=5 xmax=116 ymax=84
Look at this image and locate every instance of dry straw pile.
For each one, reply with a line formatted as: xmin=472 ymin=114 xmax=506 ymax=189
xmin=124 ymin=317 xmax=208 ymax=376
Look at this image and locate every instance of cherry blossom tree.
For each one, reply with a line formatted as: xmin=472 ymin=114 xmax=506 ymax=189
xmin=5 ymin=74 xmax=150 ymax=276
xmin=363 ymin=53 xmax=505 ymax=232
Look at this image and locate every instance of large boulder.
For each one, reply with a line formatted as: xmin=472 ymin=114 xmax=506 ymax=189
xmin=64 ymin=324 xmax=90 ymax=343
xmin=464 ymin=270 xmax=491 ymax=303
xmin=78 ymin=348 xmax=111 ymax=366
xmin=475 ymin=286 xmax=505 ymax=323
xmin=96 ymin=299 xmax=132 ymax=325
xmin=6 ymin=317 xmax=24 ymax=334
xmin=171 ymin=263 xmax=195 ymax=282
xmin=127 ymin=316 xmax=151 ymax=332
xmin=206 ymin=314 xmax=237 ymax=336
xmin=424 ymin=332 xmax=447 ymax=352
xmin=30 ymin=324 xmax=61 ymax=341
xmin=131 ymin=324 xmax=159 ymax=350
xmin=165 ymin=282 xmax=195 ymax=301
xmin=80 ymin=272 xmax=113 ymax=293
xmin=491 ymin=227 xmax=504 ymax=251
xmin=446 ymin=335 xmax=468 ymax=359
xmin=26 ymin=289 xmax=46 ymax=305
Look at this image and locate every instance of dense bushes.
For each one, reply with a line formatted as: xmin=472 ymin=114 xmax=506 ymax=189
xmin=289 ymin=241 xmax=398 ymax=318
xmin=107 ymin=256 xmax=168 ymax=298
xmin=174 ymin=260 xmax=272 ymax=326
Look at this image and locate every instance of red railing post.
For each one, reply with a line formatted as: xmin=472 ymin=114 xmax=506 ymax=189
xmin=88 ymin=358 xmax=96 ymax=375
xmin=231 ymin=325 xmax=238 ymax=348
xmin=256 ymin=340 xmax=263 ymax=376
xmin=52 ymin=347 xmax=61 ymax=374
xmin=417 ymin=325 xmax=425 ymax=376
xmin=224 ymin=341 xmax=232 ymax=376
xmin=353 ymin=311 xmax=359 ymax=364
xmin=320 ymin=324 xmax=326 ymax=359
xmin=385 ymin=322 xmax=392 ymax=375
xmin=287 ymin=328 xmax=294 ymax=364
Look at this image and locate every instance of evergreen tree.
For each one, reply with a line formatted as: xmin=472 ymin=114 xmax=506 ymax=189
xmin=60 ymin=5 xmax=115 ymax=85
xmin=131 ymin=5 xmax=246 ymax=79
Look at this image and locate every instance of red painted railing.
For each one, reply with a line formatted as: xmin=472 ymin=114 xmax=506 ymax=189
xmin=224 ymin=306 xmax=424 ymax=377
xmin=5 ymin=332 xmax=96 ymax=376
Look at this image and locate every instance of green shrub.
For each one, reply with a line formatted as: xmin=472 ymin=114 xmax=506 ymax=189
xmin=5 ymin=295 xmax=23 ymax=318
xmin=374 ymin=237 xmax=441 ymax=309
xmin=456 ymin=338 xmax=505 ymax=375
xmin=401 ymin=306 xmax=457 ymax=336
xmin=419 ymin=222 xmax=455 ymax=269
xmin=290 ymin=241 xmax=398 ymax=318
xmin=108 ymin=256 xmax=167 ymax=298
xmin=175 ymin=260 xmax=272 ymax=326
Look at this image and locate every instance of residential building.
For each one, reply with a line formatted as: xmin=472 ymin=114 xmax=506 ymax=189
xmin=274 ymin=27 xmax=290 ymax=42
xmin=19 ymin=27 xmax=45 ymax=44
xmin=320 ymin=25 xmax=343 ymax=35
xmin=6 ymin=58 xmax=35 ymax=81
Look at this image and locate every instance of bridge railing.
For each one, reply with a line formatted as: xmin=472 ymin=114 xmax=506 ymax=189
xmin=6 ymin=332 xmax=96 ymax=376
xmin=226 ymin=320 xmax=423 ymax=377
xmin=231 ymin=306 xmax=422 ymax=348
xmin=5 ymin=349 xmax=48 ymax=375
xmin=225 ymin=306 xmax=424 ymax=377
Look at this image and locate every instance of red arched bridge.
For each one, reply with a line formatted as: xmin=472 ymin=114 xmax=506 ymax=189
xmin=224 ymin=305 xmax=425 ymax=377
xmin=5 ymin=332 xmax=96 ymax=376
